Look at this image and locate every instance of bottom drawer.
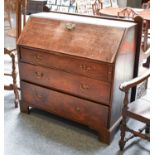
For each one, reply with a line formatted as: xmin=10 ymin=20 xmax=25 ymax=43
xmin=21 ymin=81 xmax=109 ymax=128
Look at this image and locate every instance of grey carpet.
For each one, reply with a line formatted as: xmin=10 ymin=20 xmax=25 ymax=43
xmin=4 ymin=91 xmax=150 ymax=155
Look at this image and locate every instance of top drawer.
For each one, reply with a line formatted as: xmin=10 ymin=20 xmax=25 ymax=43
xmin=19 ymin=47 xmax=113 ymax=82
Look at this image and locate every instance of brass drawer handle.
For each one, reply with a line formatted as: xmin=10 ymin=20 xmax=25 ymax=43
xmin=34 ymin=88 xmax=45 ymax=99
xmin=65 ymin=23 xmax=76 ymax=31
xmin=80 ymin=64 xmax=92 ymax=72
xmin=80 ymin=83 xmax=89 ymax=90
xmin=36 ymin=93 xmax=43 ymax=99
xmin=75 ymin=107 xmax=80 ymax=112
xmin=34 ymin=54 xmax=42 ymax=61
xmin=35 ymin=71 xmax=44 ymax=78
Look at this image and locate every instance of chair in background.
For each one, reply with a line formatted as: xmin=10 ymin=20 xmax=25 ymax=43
xmin=5 ymin=0 xmax=18 ymax=38
xmin=4 ymin=0 xmax=27 ymax=107
xmin=117 ymin=6 xmax=150 ymax=68
xmin=92 ymin=0 xmax=103 ymax=15
xmin=117 ymin=7 xmax=138 ymax=19
xmin=4 ymin=48 xmax=19 ymax=108
xmin=4 ymin=0 xmax=12 ymax=29
xmin=119 ymin=71 xmax=150 ymax=150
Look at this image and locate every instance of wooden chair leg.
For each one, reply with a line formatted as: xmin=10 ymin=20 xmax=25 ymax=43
xmin=13 ymin=84 xmax=19 ymax=108
xmin=11 ymin=52 xmax=19 ymax=108
xmin=119 ymin=119 xmax=126 ymax=150
xmin=119 ymin=92 xmax=129 ymax=150
xmin=4 ymin=48 xmax=20 ymax=108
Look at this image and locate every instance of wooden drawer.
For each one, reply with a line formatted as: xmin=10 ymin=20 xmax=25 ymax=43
xmin=19 ymin=62 xmax=111 ymax=105
xmin=21 ymin=81 xmax=109 ymax=128
xmin=19 ymin=47 xmax=113 ymax=82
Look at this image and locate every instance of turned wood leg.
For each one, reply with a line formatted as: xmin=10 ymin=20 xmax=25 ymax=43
xmin=11 ymin=52 xmax=20 ymax=108
xmin=119 ymin=90 xmax=129 ymax=150
xmin=13 ymin=85 xmax=19 ymax=108
xmin=4 ymin=48 xmax=20 ymax=108
xmin=119 ymin=120 xmax=126 ymax=150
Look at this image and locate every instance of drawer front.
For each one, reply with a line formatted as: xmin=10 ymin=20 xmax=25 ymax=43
xmin=21 ymin=81 xmax=108 ymax=128
xmin=19 ymin=63 xmax=111 ymax=105
xmin=20 ymin=47 xmax=113 ymax=82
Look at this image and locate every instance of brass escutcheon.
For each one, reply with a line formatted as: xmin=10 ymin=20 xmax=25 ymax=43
xmin=76 ymin=107 xmax=80 ymax=112
xmin=65 ymin=23 xmax=76 ymax=30
xmin=34 ymin=54 xmax=41 ymax=61
xmin=36 ymin=93 xmax=43 ymax=99
xmin=80 ymin=64 xmax=92 ymax=72
xmin=35 ymin=71 xmax=43 ymax=78
xmin=80 ymin=83 xmax=89 ymax=90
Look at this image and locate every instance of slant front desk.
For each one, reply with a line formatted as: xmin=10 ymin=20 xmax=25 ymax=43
xmin=17 ymin=12 xmax=142 ymax=144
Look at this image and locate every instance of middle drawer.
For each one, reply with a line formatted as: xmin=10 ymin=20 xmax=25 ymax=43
xmin=19 ymin=62 xmax=111 ymax=105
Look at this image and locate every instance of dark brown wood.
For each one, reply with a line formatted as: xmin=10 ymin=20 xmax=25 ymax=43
xmin=142 ymin=0 xmax=150 ymax=3
xmin=16 ymin=0 xmax=27 ymax=39
xmin=23 ymin=0 xmax=27 ymax=26
xmin=143 ymin=56 xmax=150 ymax=68
xmin=4 ymin=48 xmax=19 ymax=108
xmin=16 ymin=0 xmax=22 ymax=40
xmin=119 ymin=71 xmax=150 ymax=150
xmin=17 ymin=13 xmax=141 ymax=144
xmin=17 ymin=17 xmax=125 ymax=63
xmin=131 ymin=16 xmax=143 ymax=102
xmin=19 ymin=62 xmax=111 ymax=105
xmin=20 ymin=47 xmax=113 ymax=82
xmin=21 ymin=81 xmax=109 ymax=128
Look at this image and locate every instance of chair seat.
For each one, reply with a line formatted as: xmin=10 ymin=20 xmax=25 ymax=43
xmin=128 ymin=97 xmax=150 ymax=121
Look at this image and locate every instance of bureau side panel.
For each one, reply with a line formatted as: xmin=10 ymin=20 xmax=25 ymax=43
xmin=109 ymin=26 xmax=137 ymax=127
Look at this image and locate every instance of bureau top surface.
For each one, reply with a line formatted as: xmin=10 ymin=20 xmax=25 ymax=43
xmin=17 ymin=12 xmax=136 ymax=63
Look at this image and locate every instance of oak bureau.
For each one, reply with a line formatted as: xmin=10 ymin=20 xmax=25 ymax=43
xmin=17 ymin=12 xmax=142 ymax=144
